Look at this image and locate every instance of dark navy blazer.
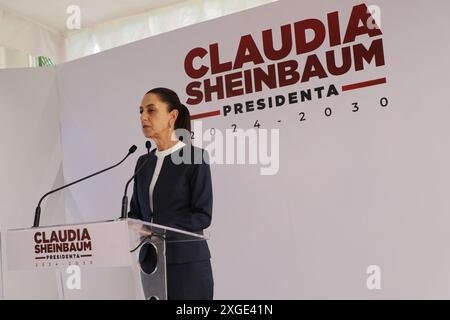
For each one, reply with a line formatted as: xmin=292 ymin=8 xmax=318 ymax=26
xmin=128 ymin=144 xmax=213 ymax=264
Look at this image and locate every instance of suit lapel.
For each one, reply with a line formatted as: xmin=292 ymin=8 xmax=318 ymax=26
xmin=140 ymin=153 xmax=157 ymax=221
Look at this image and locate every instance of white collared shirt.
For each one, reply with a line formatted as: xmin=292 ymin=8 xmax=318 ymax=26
xmin=149 ymin=140 xmax=186 ymax=213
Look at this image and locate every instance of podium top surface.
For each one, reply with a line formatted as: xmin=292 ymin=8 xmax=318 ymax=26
xmin=7 ymin=218 xmax=209 ymax=240
xmin=128 ymin=218 xmax=209 ymax=240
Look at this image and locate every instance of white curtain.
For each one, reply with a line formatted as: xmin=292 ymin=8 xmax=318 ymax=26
xmin=64 ymin=0 xmax=276 ymax=62
xmin=0 ymin=46 xmax=36 ymax=69
xmin=0 ymin=0 xmax=275 ymax=67
xmin=0 ymin=7 xmax=64 ymax=65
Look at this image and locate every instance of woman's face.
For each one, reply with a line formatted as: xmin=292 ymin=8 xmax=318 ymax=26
xmin=140 ymin=93 xmax=177 ymax=139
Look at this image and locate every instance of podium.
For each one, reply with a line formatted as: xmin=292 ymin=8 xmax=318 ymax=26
xmin=2 ymin=218 xmax=208 ymax=299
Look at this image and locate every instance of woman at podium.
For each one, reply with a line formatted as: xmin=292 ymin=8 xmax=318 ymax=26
xmin=129 ymin=87 xmax=214 ymax=300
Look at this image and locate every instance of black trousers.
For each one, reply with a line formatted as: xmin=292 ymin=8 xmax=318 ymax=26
xmin=167 ymin=260 xmax=214 ymax=300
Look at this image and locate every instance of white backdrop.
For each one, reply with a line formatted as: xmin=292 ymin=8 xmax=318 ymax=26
xmin=2 ymin=0 xmax=450 ymax=299
xmin=56 ymin=0 xmax=450 ymax=298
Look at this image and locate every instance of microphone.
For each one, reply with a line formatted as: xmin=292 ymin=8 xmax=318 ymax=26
xmin=120 ymin=141 xmax=152 ymax=219
xmin=33 ymin=145 xmax=138 ymax=228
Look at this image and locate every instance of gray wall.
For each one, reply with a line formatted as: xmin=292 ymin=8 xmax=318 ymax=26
xmin=0 ymin=68 xmax=66 ymax=299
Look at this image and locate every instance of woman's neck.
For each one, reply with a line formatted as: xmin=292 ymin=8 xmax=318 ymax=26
xmin=154 ymin=135 xmax=179 ymax=151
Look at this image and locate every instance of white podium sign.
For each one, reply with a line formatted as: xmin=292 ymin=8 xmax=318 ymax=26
xmin=6 ymin=220 xmax=131 ymax=271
